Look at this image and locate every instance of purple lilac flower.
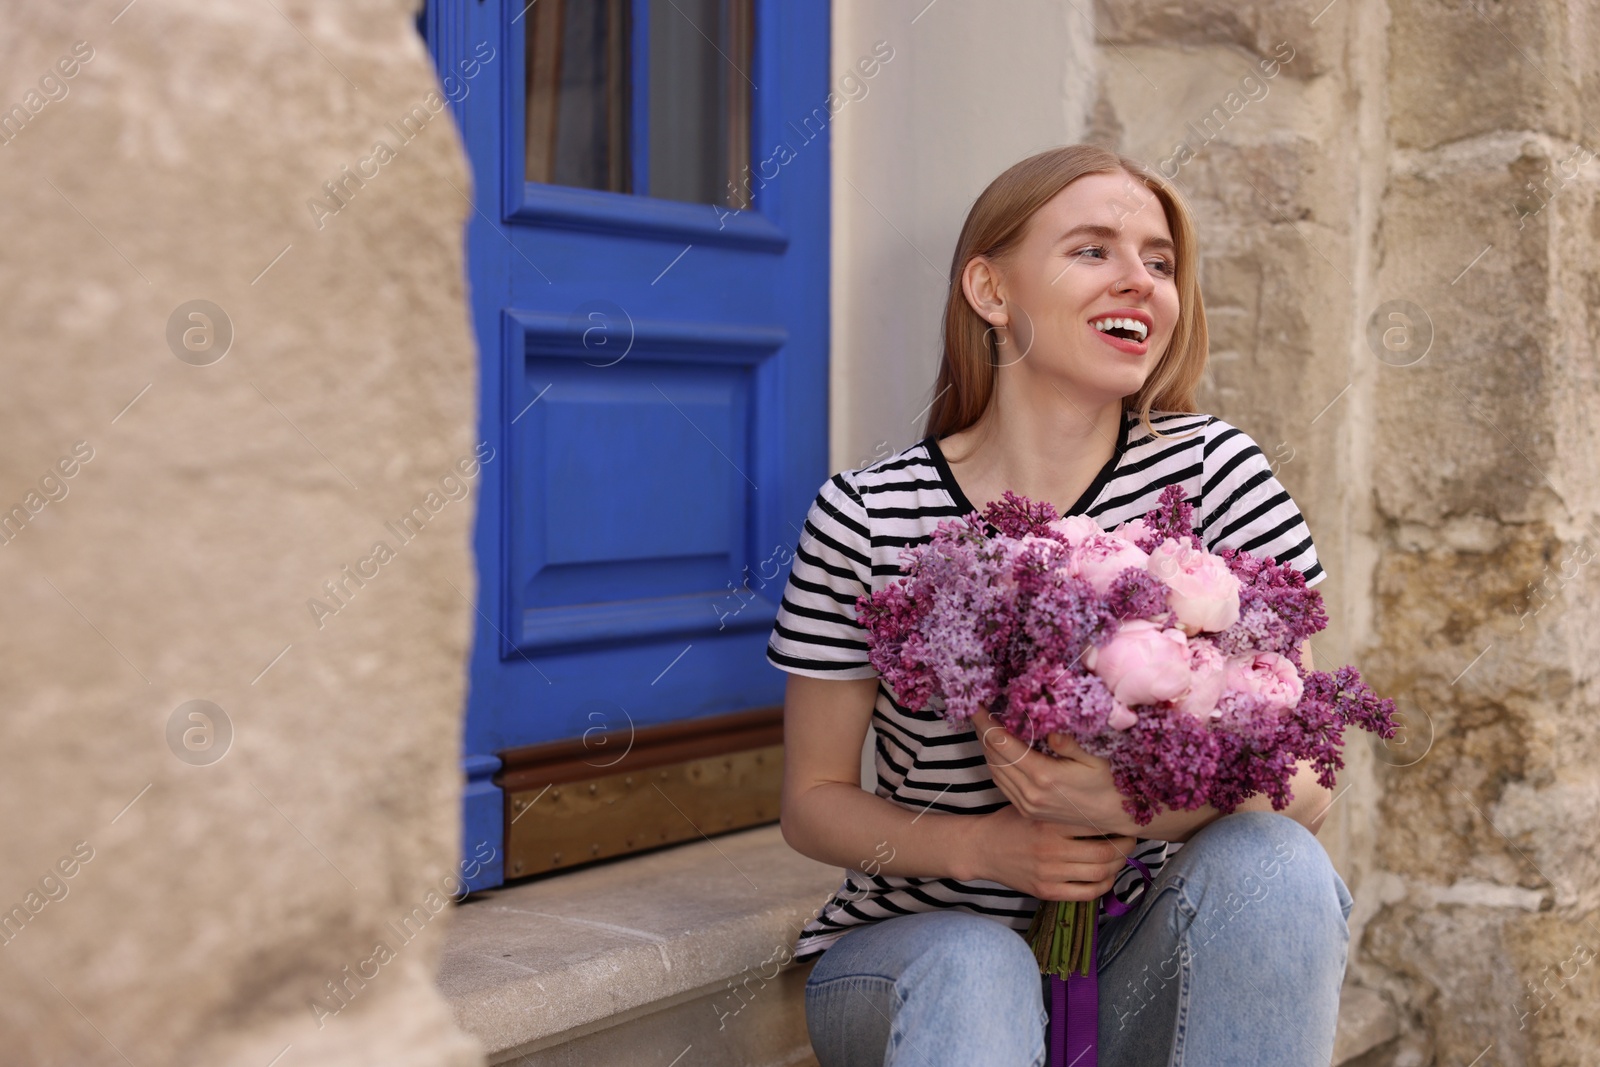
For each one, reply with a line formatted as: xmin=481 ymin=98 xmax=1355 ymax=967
xmin=1139 ymin=484 xmax=1204 ymax=551
xmin=1106 ymin=705 xmax=1220 ymax=824
xmin=1214 ymin=545 xmax=1330 ymax=663
xmin=1211 ymin=605 xmax=1291 ymax=657
xmin=1104 ymin=567 xmax=1173 ymax=624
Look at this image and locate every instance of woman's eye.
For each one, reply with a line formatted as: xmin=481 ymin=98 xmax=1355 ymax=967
xmin=1074 ymin=245 xmax=1173 ymax=276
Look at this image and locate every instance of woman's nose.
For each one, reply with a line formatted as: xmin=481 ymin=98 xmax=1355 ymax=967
xmin=1113 ymin=268 xmax=1153 ymax=297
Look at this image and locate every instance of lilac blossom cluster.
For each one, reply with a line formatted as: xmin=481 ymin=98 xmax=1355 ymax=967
xmin=855 ymin=484 xmax=1396 ymax=826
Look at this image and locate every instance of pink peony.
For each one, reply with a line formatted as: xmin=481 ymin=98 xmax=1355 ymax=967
xmin=1070 ymin=533 xmax=1150 ymax=595
xmin=1046 ymin=514 xmax=1103 ymax=546
xmin=1111 ymin=517 xmax=1155 ymax=546
xmin=1222 ymin=651 xmax=1304 ymax=713
xmin=1107 ymin=701 xmax=1138 ymax=730
xmin=1176 ymin=637 xmax=1228 ymax=720
xmin=1146 ymin=538 xmax=1242 ymax=635
xmin=1084 ymin=619 xmax=1192 ymax=706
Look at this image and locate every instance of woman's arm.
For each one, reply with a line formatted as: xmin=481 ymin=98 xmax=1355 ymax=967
xmin=779 ymin=674 xmax=974 ymax=878
xmin=779 ymin=673 xmax=1135 ymax=901
xmin=1227 ymin=755 xmax=1336 ymax=835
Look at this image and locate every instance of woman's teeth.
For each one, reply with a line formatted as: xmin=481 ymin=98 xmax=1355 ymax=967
xmin=1089 ymin=317 xmax=1149 ymax=342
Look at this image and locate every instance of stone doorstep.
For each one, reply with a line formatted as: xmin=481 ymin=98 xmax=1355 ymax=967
xmin=435 ymin=824 xmax=843 ymax=1066
xmin=435 ymin=822 xmax=1396 ymax=1066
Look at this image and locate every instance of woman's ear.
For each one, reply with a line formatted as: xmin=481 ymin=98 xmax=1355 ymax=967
xmin=962 ymin=255 xmax=1009 ymax=327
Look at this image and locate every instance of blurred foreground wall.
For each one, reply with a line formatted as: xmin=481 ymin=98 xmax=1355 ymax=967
xmin=0 ymin=2 xmax=485 ymax=1064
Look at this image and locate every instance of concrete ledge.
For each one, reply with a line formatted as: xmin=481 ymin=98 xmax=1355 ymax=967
xmin=437 ymin=824 xmax=842 ymax=1065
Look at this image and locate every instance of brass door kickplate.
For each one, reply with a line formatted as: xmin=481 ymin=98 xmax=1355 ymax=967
xmin=504 ymin=742 xmax=783 ymax=877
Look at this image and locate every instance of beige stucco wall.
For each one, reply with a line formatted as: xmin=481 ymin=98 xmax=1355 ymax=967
xmin=828 ymin=0 xmax=1097 ymax=471
xmin=0 ymin=2 xmax=484 ymax=1064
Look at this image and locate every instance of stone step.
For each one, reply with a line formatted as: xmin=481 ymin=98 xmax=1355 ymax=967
xmin=437 ymin=824 xmax=840 ymax=1066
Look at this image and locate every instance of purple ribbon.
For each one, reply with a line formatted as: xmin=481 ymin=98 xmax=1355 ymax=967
xmin=1048 ymin=856 xmax=1154 ymax=1067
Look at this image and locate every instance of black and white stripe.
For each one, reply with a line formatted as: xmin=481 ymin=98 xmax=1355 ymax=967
xmin=766 ymin=409 xmax=1325 ymax=962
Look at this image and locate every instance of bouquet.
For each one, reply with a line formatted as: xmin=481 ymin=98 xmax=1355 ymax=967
xmin=854 ymin=484 xmax=1395 ymax=1051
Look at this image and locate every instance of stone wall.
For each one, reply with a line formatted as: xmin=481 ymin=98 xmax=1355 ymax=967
xmin=0 ymin=2 xmax=484 ymax=1064
xmin=1092 ymin=0 xmax=1600 ymax=1062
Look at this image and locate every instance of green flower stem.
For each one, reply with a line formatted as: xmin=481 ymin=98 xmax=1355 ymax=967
xmin=1030 ymin=897 xmax=1102 ymax=980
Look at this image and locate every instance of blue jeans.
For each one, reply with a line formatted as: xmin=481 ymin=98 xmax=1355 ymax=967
xmin=803 ymin=811 xmax=1355 ymax=1067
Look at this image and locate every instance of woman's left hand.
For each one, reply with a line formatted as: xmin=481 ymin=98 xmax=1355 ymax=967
xmin=971 ymin=705 xmax=1134 ymax=837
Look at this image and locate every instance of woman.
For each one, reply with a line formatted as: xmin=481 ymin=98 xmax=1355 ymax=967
xmin=766 ymin=145 xmax=1353 ymax=1067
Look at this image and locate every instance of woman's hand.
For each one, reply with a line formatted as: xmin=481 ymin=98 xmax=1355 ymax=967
xmin=970 ymin=705 xmax=1134 ymax=837
xmin=960 ymin=804 xmax=1137 ymax=901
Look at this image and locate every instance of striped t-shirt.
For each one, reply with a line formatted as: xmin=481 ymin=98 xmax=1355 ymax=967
xmin=766 ymin=409 xmax=1326 ymax=962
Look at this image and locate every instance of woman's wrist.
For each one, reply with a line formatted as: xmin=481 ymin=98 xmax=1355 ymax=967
xmin=945 ymin=810 xmax=990 ymax=882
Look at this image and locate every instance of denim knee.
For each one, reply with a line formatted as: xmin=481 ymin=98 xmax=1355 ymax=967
xmin=896 ymin=914 xmax=1048 ymax=1064
xmin=896 ymin=912 xmax=1045 ymax=1011
xmin=805 ymin=912 xmax=1049 ymax=1067
xmin=1177 ymin=811 xmax=1352 ymax=935
xmin=1132 ymin=812 xmax=1353 ymax=1063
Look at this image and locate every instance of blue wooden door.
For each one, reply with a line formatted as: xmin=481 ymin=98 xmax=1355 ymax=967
xmin=419 ymin=0 xmax=831 ymax=889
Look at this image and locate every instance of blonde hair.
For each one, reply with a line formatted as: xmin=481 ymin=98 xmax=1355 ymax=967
xmin=923 ymin=144 xmax=1208 ymax=444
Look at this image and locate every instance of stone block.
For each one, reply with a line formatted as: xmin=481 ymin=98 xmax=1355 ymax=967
xmin=1372 ymin=163 xmax=1556 ymax=526
xmin=1387 ymin=0 xmax=1593 ymax=151
xmin=1093 ymin=0 xmax=1334 ymax=78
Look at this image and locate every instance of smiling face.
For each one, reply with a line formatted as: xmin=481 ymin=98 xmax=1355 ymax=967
xmin=962 ymin=169 xmax=1182 ymax=405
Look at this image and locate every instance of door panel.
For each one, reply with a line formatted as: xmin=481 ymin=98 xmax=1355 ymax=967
xmin=420 ymin=0 xmax=830 ymax=890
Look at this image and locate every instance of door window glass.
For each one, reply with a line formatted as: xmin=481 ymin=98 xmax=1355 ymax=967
xmin=524 ymin=0 xmax=752 ymax=208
